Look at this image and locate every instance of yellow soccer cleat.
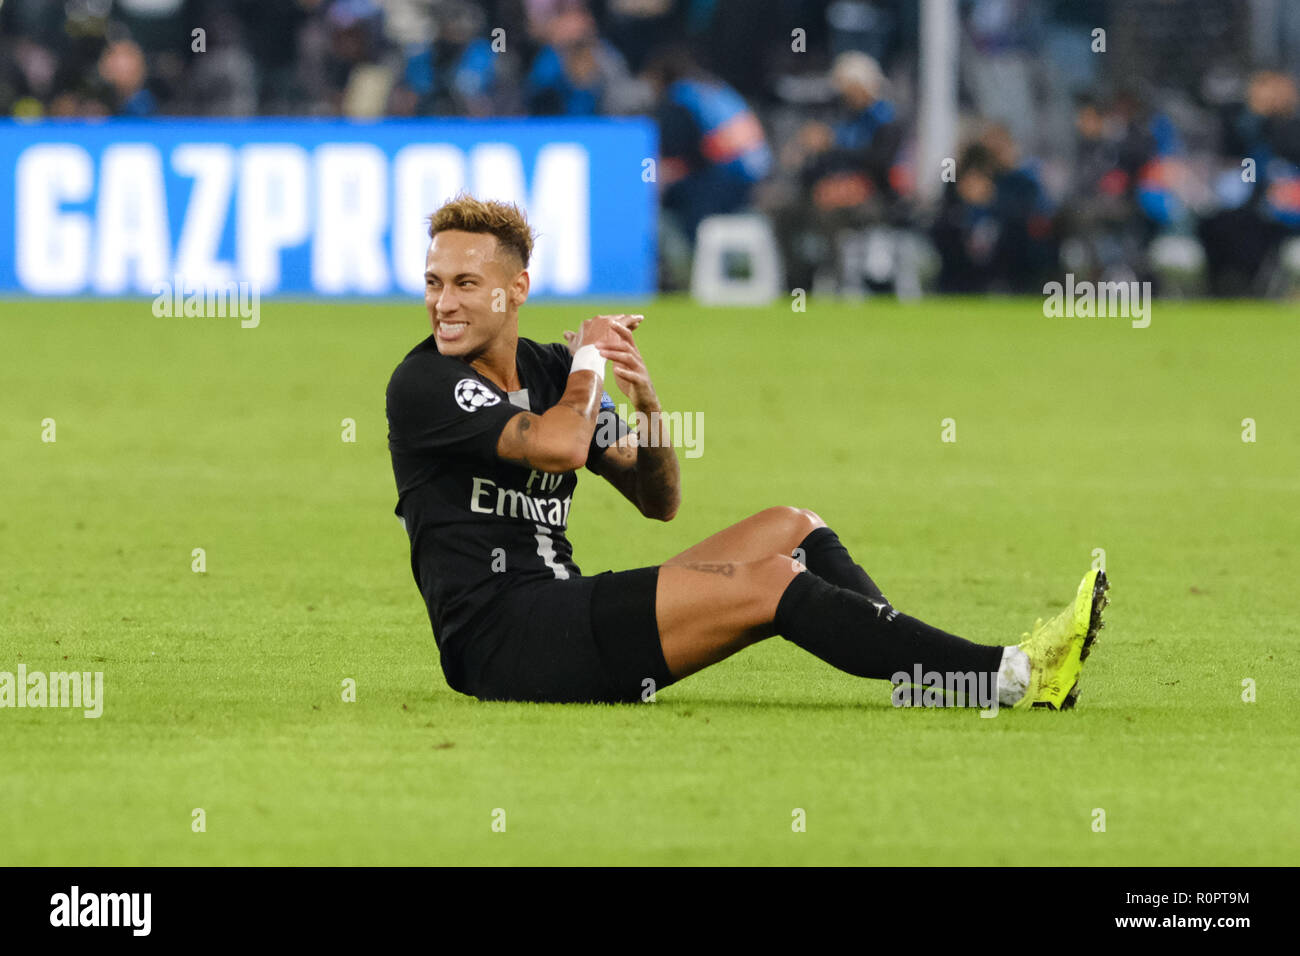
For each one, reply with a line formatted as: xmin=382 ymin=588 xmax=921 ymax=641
xmin=1012 ymin=569 xmax=1109 ymax=710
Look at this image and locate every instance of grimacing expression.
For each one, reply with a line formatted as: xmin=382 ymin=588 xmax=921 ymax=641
xmin=424 ymin=230 xmax=525 ymax=357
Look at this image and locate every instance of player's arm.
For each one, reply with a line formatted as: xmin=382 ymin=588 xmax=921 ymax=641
xmin=592 ymin=419 xmax=680 ymax=521
xmin=589 ymin=323 xmax=681 ymax=522
xmin=494 ymin=316 xmax=620 ymax=473
xmin=495 ymin=383 xmax=601 ymax=473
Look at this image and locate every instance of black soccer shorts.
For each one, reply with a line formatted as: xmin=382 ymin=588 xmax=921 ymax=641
xmin=445 ymin=566 xmax=676 ymax=704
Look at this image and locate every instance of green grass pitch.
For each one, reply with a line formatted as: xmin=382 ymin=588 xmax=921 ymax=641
xmin=2 ymin=294 xmax=1297 ymax=866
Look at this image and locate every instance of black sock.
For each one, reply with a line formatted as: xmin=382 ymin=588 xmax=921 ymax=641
xmin=795 ymin=527 xmax=888 ymax=604
xmin=773 ymin=571 xmax=1003 ymax=684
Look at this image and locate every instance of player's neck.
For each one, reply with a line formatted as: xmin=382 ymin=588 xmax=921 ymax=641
xmin=468 ymin=330 xmax=521 ymax=392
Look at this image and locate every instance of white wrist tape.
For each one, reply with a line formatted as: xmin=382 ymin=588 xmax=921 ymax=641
xmin=570 ymin=344 xmax=606 ymax=384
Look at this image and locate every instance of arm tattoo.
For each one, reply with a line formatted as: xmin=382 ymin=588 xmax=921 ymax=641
xmin=503 ymin=414 xmax=538 ymax=470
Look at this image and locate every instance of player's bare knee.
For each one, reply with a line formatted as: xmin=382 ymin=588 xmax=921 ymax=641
xmin=783 ymin=506 xmax=826 ymax=547
xmin=794 ymin=508 xmax=826 ymax=532
xmin=756 ymin=505 xmax=825 ymax=539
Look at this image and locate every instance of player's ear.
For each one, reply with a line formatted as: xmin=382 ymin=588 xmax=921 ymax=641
xmin=511 ymin=268 xmax=530 ymax=308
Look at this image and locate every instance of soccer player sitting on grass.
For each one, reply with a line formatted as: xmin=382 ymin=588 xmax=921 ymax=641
xmin=386 ymin=195 xmax=1108 ymax=710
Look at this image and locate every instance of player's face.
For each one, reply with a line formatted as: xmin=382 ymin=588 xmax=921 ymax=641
xmin=424 ymin=230 xmax=525 ymax=358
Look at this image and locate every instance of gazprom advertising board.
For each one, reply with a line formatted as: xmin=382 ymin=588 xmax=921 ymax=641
xmin=0 ymin=118 xmax=657 ymax=298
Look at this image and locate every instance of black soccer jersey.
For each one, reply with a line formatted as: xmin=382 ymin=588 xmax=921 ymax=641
xmin=386 ymin=334 xmax=626 ymax=651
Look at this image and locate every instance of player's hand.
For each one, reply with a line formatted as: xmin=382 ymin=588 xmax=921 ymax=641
xmin=595 ymin=321 xmax=659 ymax=411
xmin=563 ymin=314 xmax=644 ymax=354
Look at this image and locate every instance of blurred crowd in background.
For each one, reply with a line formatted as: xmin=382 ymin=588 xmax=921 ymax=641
xmin=5 ymin=0 xmax=1300 ymax=297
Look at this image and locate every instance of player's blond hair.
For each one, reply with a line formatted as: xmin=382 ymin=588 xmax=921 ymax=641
xmin=427 ymin=194 xmax=536 ymax=269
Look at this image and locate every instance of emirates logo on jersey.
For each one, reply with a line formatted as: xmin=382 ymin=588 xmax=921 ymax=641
xmin=453 ymin=378 xmax=501 ymax=413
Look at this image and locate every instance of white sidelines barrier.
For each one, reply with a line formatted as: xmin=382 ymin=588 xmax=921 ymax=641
xmin=690 ymin=214 xmax=783 ymax=306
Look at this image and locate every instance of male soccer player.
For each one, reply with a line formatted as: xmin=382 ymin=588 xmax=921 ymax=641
xmin=387 ymin=195 xmax=1108 ymax=709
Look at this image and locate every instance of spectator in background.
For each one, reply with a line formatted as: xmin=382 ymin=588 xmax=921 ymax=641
xmin=392 ymin=2 xmax=523 ymax=117
xmin=979 ymin=122 xmax=1057 ymax=289
xmin=1055 ymin=95 xmax=1147 ymax=282
xmin=442 ymin=3 xmax=517 ymax=116
xmin=967 ymin=126 xmax=1055 ymax=291
xmin=1107 ymin=89 xmax=1159 ymax=184
xmin=19 ymin=4 xmax=122 ymax=118
xmin=1199 ymin=70 xmax=1300 ymax=294
xmin=322 ymin=0 xmax=388 ymax=116
xmin=1132 ymin=110 xmax=1199 ymax=238
xmin=982 ymin=123 xmax=1046 ymax=217
xmin=931 ymin=127 xmax=1057 ymax=294
xmin=643 ymin=43 xmax=773 ymax=251
xmin=800 ymin=52 xmax=903 ymax=209
xmin=931 ymin=142 xmax=1002 ymax=292
xmin=1067 ymin=96 xmax=1125 ymax=202
xmin=772 ymin=51 xmax=905 ymax=291
xmin=98 ymin=38 xmax=157 ymax=116
xmin=524 ymin=8 xmax=636 ymax=115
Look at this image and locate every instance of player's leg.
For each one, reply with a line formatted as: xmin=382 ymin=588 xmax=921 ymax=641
xmin=654 ymin=555 xmax=1005 ymax=695
xmin=662 ymin=506 xmax=825 ymax=566
xmin=654 ymin=555 xmax=800 ymax=676
xmin=664 ymin=506 xmax=890 ymax=604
